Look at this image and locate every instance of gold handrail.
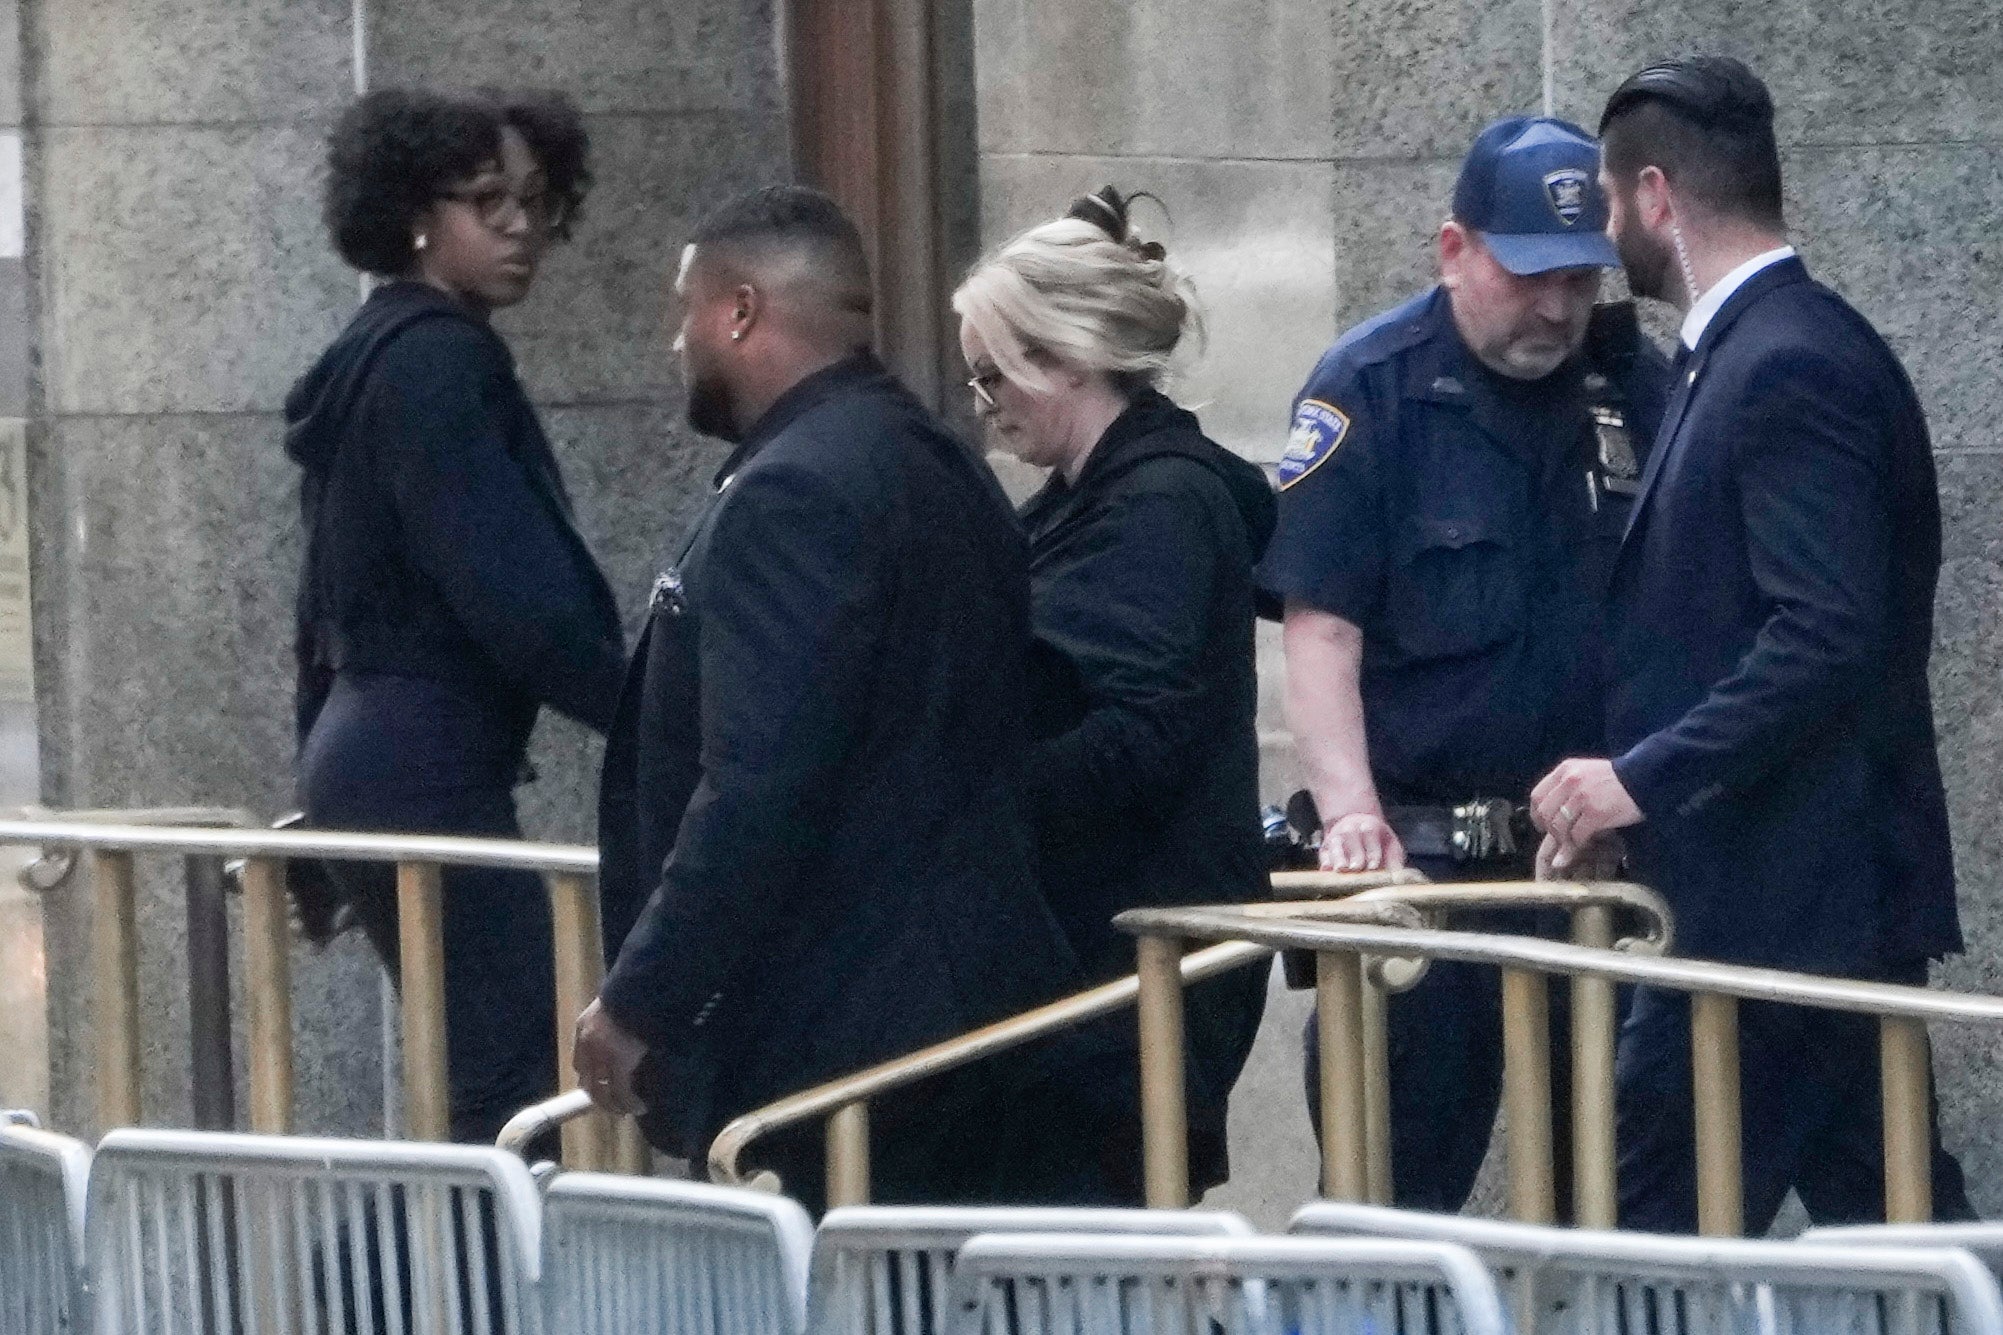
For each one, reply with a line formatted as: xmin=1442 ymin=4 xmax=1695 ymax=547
xmin=0 ymin=819 xmax=599 ymax=873
xmin=1117 ymin=905 xmax=1999 ymax=1233
xmin=705 ymin=901 xmax=1425 ymax=1204
xmin=681 ymin=879 xmax=1672 ymax=1207
xmin=0 ymin=818 xmax=634 ymax=1164
xmin=11 ymin=807 xmax=258 ymax=892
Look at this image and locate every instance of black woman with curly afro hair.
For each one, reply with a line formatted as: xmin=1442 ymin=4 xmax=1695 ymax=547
xmin=283 ymin=87 xmax=626 ymax=1146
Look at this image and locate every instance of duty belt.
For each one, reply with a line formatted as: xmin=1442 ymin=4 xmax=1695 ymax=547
xmin=1385 ymin=798 xmax=1530 ymax=863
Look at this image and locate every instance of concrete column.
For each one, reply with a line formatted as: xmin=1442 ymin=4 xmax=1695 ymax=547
xmin=25 ymin=0 xmax=376 ymax=1137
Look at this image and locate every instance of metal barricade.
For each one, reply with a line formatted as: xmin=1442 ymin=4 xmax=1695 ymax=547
xmin=810 ymin=1207 xmax=1252 ymax=1335
xmin=1294 ymin=1200 xmax=2003 ymax=1335
xmin=88 ymin=1127 xmax=543 ymax=1335
xmin=0 ymin=1120 xmax=90 ymax=1335
xmin=0 ymin=818 xmax=644 ymax=1170
xmin=947 ymin=1233 xmax=1507 ymax=1335
xmin=540 ymin=1172 xmax=814 ymax=1335
xmin=1117 ymin=905 xmax=2003 ymax=1233
xmin=1808 ymin=1223 xmax=2003 ymax=1279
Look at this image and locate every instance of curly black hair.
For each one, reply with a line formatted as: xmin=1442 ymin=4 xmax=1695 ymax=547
xmin=324 ymin=87 xmax=592 ymax=277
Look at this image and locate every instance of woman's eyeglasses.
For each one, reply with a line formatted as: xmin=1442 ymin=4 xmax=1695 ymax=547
xmin=439 ymin=183 xmax=566 ymax=234
xmin=967 ymin=368 xmax=1005 ymax=412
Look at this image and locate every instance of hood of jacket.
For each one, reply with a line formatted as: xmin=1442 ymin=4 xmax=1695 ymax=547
xmin=283 ymin=280 xmax=489 ymax=471
xmin=1056 ymin=387 xmax=1278 ymax=560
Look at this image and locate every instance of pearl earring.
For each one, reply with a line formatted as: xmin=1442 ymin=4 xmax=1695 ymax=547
xmin=414 ymin=233 xmax=428 ymax=252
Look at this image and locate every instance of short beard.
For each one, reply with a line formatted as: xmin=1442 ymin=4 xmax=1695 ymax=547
xmin=684 ymin=369 xmax=739 ymax=442
xmin=1615 ymin=224 xmax=1676 ymax=305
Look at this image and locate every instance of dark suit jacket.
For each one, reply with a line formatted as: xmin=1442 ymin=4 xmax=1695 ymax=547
xmin=1608 ymin=255 xmax=1961 ymax=973
xmin=595 ymin=353 xmax=1083 ymax=1155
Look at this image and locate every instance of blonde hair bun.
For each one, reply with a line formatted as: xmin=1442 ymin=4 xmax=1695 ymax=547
xmin=952 ymin=186 xmax=1203 ymax=396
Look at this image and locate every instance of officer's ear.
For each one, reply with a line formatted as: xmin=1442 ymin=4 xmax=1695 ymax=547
xmin=1438 ymin=220 xmax=1473 ymax=288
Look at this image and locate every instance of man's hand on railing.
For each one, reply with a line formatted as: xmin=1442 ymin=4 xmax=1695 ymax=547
xmin=1530 ymin=758 xmax=1642 ymax=870
xmin=572 ymin=1000 xmax=649 ymax=1117
xmin=1535 ymin=829 xmax=1627 ymax=882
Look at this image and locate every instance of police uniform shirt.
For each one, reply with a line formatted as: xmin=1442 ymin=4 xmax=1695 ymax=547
xmin=1258 ymin=285 xmax=1665 ymax=803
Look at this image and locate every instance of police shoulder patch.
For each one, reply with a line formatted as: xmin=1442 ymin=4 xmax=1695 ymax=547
xmin=1278 ymin=399 xmax=1351 ymax=490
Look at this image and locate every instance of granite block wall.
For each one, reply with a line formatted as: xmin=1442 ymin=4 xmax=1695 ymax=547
xmin=973 ymin=0 xmax=2003 ymax=1224
xmin=20 ymin=0 xmax=787 ymax=1135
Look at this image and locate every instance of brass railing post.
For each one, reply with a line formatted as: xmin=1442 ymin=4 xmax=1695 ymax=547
xmin=547 ymin=871 xmax=612 ymax=1171
xmin=90 ymin=849 xmax=142 ymax=1131
xmin=240 ymin=856 xmax=295 ymax=1133
xmin=397 ymin=861 xmax=451 ymax=1141
xmin=615 ymin=1116 xmax=652 ymax=1175
xmin=1135 ymin=933 xmax=1190 ymax=1207
xmin=1880 ymin=1015 xmax=1933 ymax=1223
xmin=1690 ymin=991 xmax=1744 ymax=1236
xmin=826 ymin=1101 xmax=871 ymax=1207
xmin=1569 ymin=904 xmax=1619 ymax=1227
xmin=1317 ymin=950 xmax=1369 ymax=1201
xmin=1361 ymin=974 xmax=1393 ymax=1204
xmin=1500 ymin=967 xmax=1557 ymax=1223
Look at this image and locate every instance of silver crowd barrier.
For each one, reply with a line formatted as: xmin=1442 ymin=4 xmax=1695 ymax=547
xmin=948 ymin=1233 xmax=1507 ymax=1335
xmin=809 ymin=1206 xmax=1252 ymax=1335
xmin=1293 ymin=1200 xmax=2003 ymax=1335
xmin=540 ymin=1172 xmax=813 ymax=1335
xmin=0 ymin=1119 xmax=91 ymax=1335
xmin=1808 ymin=1222 xmax=2003 ymax=1280
xmin=88 ymin=1128 xmax=543 ymax=1335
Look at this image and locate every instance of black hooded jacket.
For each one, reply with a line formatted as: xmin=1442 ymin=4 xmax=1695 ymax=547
xmin=283 ymin=282 xmax=624 ymax=741
xmin=1016 ymin=388 xmax=1276 ymax=1153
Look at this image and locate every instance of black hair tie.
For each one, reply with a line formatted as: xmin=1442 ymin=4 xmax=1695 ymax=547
xmin=1066 ymin=186 xmax=1128 ymax=241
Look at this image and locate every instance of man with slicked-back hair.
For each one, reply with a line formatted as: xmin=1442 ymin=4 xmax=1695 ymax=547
xmin=1532 ymin=56 xmax=1972 ymax=1231
xmin=571 ymin=186 xmax=1085 ymax=1208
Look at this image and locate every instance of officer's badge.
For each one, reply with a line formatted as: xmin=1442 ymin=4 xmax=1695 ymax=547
xmin=1544 ymin=169 xmax=1590 ymax=227
xmin=1592 ymin=405 xmax=1641 ymax=495
xmin=1278 ymin=399 xmax=1350 ymax=490
xmin=649 ymin=567 xmax=688 ymax=616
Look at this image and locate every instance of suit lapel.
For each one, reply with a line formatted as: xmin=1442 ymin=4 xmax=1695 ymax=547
xmin=1620 ymin=256 xmax=1811 ymax=548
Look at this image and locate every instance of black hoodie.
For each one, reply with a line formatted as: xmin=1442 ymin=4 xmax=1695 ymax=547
xmin=284 ymin=281 xmax=624 ymax=741
xmin=1014 ymin=387 xmax=1276 ymax=1180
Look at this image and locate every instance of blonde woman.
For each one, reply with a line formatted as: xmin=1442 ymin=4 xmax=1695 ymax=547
xmin=954 ymin=188 xmax=1272 ymax=1201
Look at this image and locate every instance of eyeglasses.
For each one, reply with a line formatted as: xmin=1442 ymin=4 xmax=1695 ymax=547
xmin=966 ymin=368 xmax=1005 ymax=412
xmin=439 ymin=183 xmax=566 ymax=234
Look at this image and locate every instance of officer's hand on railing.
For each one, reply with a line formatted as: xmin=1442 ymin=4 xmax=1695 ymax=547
xmin=1321 ymin=812 xmax=1407 ymax=873
xmin=572 ymin=1000 xmax=649 ymax=1117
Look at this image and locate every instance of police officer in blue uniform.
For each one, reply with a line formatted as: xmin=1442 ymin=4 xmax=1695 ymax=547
xmin=1259 ymin=116 xmax=1671 ymax=1212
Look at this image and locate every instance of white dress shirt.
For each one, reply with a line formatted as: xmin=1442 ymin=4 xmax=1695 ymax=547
xmin=1680 ymin=245 xmax=1797 ymax=350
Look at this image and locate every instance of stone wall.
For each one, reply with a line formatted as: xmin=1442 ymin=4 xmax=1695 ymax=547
xmin=972 ymin=0 xmax=2003 ymax=1223
xmin=22 ymin=0 xmax=788 ymax=1136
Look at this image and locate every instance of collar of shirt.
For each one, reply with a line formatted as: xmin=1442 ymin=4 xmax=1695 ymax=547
xmin=712 ymin=348 xmax=885 ymax=488
xmin=1418 ymin=285 xmax=1586 ymax=467
xmin=1680 ymin=245 xmax=1796 ymax=350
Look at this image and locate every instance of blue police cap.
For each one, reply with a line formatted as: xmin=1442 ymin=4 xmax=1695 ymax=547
xmin=1451 ymin=116 xmax=1620 ymax=275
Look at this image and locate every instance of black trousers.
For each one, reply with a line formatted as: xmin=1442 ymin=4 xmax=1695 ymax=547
xmin=1303 ymin=853 xmax=1580 ymax=1215
xmin=1616 ymin=964 xmax=1975 ymax=1233
xmin=299 ymin=672 xmax=557 ymax=1147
